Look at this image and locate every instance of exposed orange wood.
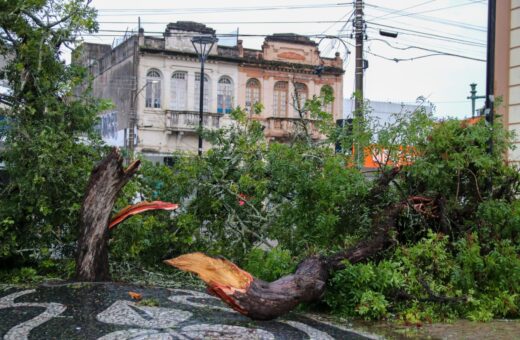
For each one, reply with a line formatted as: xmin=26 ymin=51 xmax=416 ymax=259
xmin=109 ymin=201 xmax=179 ymax=229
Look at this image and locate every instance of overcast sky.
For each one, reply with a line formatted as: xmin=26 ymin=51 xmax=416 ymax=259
xmin=84 ymin=0 xmax=488 ymax=119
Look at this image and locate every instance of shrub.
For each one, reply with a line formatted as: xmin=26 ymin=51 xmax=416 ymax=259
xmin=243 ymin=247 xmax=296 ymax=282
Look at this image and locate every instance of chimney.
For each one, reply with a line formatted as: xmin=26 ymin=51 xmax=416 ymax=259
xmin=237 ymin=39 xmax=244 ymax=57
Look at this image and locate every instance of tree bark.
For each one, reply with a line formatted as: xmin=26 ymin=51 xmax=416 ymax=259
xmin=75 ymin=148 xmax=140 ymax=281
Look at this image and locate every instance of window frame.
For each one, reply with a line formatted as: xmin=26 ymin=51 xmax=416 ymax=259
xmin=245 ymin=78 xmax=261 ymax=114
xmin=194 ymin=72 xmax=211 ymax=112
xmin=170 ymin=71 xmax=188 ymax=110
xmin=320 ymin=85 xmax=334 ymax=114
xmin=217 ymin=76 xmax=234 ymax=114
xmin=273 ymin=81 xmax=288 ymax=117
xmin=145 ymin=69 xmax=162 ymax=109
xmin=293 ymin=82 xmax=308 ymax=117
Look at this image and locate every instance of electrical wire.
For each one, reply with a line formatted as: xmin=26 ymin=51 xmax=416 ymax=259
xmin=380 ymin=0 xmax=485 ymax=20
xmin=367 ymin=37 xmax=485 ymax=62
xmin=370 ymin=0 xmax=438 ymax=20
xmin=98 ymin=20 xmax=356 ymax=25
xmin=87 ymin=31 xmax=357 ymax=39
xmin=96 ymin=3 xmax=353 ymax=16
xmin=86 ymin=27 xmax=485 ymax=49
xmin=366 ymin=22 xmax=485 ymax=47
xmin=320 ymin=11 xmax=354 ymax=56
xmin=365 ymin=2 xmax=486 ymax=32
xmin=343 ymin=38 xmax=484 ymax=63
xmin=366 ymin=30 xmax=484 ymax=56
xmin=365 ymin=16 xmax=486 ymax=45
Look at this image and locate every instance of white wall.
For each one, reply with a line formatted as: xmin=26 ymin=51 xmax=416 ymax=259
xmin=135 ymin=54 xmax=238 ymax=154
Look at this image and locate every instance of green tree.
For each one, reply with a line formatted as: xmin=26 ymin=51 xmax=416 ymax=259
xmin=0 ymin=0 xmax=105 ymax=267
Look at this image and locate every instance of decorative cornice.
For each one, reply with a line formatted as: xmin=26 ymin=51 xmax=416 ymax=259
xmin=139 ymin=47 xmax=344 ymax=76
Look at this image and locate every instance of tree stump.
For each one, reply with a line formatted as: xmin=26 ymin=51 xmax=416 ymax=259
xmin=75 ymin=149 xmax=140 ymax=281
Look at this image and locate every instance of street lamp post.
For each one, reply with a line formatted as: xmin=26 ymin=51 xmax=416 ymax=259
xmin=129 ymin=80 xmax=158 ymax=155
xmin=191 ymin=35 xmax=218 ymax=156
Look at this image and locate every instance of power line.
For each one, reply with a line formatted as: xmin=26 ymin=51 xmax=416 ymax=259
xmin=96 ymin=3 xmax=352 ymax=11
xmin=370 ymin=0 xmax=438 ymax=20
xmin=98 ymin=20 xmax=353 ymax=25
xmin=82 ymin=26 xmax=485 ymax=54
xmin=96 ymin=3 xmax=353 ymax=16
xmin=365 ymin=16 xmax=486 ymax=43
xmin=320 ymin=11 xmax=355 ymax=56
xmin=367 ymin=38 xmax=485 ymax=62
xmin=369 ymin=32 xmax=485 ymax=56
xmin=343 ymin=39 xmax=484 ymax=62
xmin=91 ymin=30 xmax=354 ymax=38
xmin=365 ymin=2 xmax=486 ymax=32
xmin=365 ymin=29 xmax=485 ymax=56
xmin=366 ymin=22 xmax=485 ymax=47
xmin=381 ymin=0 xmax=484 ymax=20
xmin=321 ymin=12 xmax=354 ymax=35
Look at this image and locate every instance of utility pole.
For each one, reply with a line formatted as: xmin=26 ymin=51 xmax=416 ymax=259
xmin=353 ymin=0 xmax=365 ymax=166
xmin=467 ymin=83 xmax=485 ymax=117
xmin=128 ymin=17 xmax=141 ymax=157
xmin=484 ymin=0 xmax=496 ymax=155
xmin=354 ymin=0 xmax=365 ymax=116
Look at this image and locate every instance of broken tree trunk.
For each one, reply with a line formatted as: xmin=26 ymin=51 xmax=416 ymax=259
xmin=165 ymin=203 xmax=402 ymax=320
xmin=75 ymin=148 xmax=140 ymax=281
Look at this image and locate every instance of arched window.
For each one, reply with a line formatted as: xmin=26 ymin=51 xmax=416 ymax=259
xmin=194 ymin=72 xmax=210 ymax=112
xmin=245 ymin=78 xmax=261 ymax=113
xmin=217 ymin=76 xmax=234 ymax=114
xmin=273 ymin=81 xmax=288 ymax=117
xmin=293 ymin=82 xmax=308 ymax=117
xmin=145 ymin=69 xmax=161 ymax=108
xmin=170 ymin=71 xmax=187 ymax=110
xmin=320 ymin=85 xmax=334 ymax=114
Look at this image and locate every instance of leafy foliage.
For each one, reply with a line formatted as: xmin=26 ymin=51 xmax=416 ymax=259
xmin=326 ymin=232 xmax=519 ymax=322
xmin=0 ymin=0 xmax=105 ymax=268
xmin=113 ymin=100 xmax=519 ymax=322
xmin=243 ymin=247 xmax=296 ymax=282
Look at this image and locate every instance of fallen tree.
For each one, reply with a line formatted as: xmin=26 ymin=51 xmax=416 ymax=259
xmin=74 ymin=110 xmax=519 ymax=322
xmin=164 ymin=201 xmax=406 ymax=320
xmin=80 ymin=163 xmax=412 ymax=320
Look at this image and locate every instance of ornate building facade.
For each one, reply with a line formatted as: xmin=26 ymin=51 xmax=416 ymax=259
xmin=75 ymin=22 xmax=344 ymax=163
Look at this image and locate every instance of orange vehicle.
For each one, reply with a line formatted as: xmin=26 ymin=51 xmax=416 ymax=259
xmin=354 ymin=116 xmax=484 ymax=169
xmin=361 ymin=145 xmax=417 ymax=168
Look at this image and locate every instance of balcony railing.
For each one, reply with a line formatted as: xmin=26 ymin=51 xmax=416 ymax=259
xmin=263 ymin=116 xmax=323 ymax=140
xmin=165 ymin=110 xmax=222 ymax=132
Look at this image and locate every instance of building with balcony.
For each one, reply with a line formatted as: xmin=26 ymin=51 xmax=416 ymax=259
xmin=235 ymin=33 xmax=344 ymax=141
xmin=74 ymin=22 xmax=344 ymax=163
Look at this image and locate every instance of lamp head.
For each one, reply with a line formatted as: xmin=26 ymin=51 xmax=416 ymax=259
xmin=191 ymin=35 xmax=218 ymax=62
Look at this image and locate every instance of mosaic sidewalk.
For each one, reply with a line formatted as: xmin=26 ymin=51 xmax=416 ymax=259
xmin=0 ymin=283 xmax=374 ymax=340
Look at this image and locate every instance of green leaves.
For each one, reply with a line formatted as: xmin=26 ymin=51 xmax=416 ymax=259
xmin=327 ymin=231 xmax=520 ymax=321
xmin=0 ymin=0 xmax=104 ymax=268
xmin=243 ymin=247 xmax=295 ymax=282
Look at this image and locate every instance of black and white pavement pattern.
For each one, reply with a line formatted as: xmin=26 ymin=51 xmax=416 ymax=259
xmin=0 ymin=283 xmax=376 ymax=340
